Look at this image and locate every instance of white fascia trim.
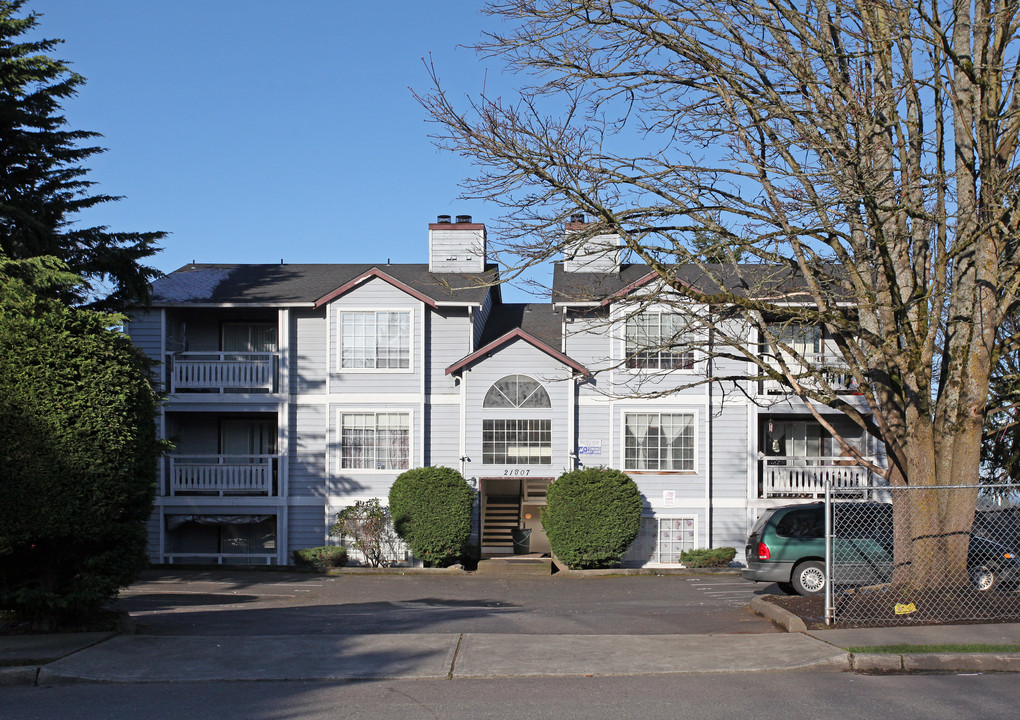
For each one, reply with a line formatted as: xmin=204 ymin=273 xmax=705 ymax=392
xmin=434 ymin=301 xmax=483 ymax=308
xmin=705 ymin=497 xmax=749 ymax=509
xmin=151 ymin=302 xmax=312 ymax=308
xmin=428 ymin=394 xmax=460 ymax=405
xmin=327 ymin=393 xmax=424 ymax=404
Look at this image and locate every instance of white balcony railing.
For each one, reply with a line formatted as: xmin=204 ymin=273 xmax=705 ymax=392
xmin=168 ymin=352 xmax=278 ymax=393
xmin=762 ymin=456 xmax=873 ymax=497
xmin=164 ymin=553 xmax=277 ymax=565
xmin=169 ymin=455 xmax=277 ymax=496
xmin=761 ymin=353 xmax=858 ymax=395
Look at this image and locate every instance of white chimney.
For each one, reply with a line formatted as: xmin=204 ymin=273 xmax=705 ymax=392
xmin=428 ymin=215 xmax=487 ymax=273
xmin=563 ymin=214 xmax=620 ymax=273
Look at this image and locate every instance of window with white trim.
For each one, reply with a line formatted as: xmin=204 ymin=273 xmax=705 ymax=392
xmin=340 ymin=311 xmax=410 ymax=369
xmin=483 ymin=375 xmax=551 ymax=408
xmin=340 ymin=412 xmax=410 ymax=470
xmin=657 ymin=516 xmax=698 ymax=563
xmin=483 ymin=419 xmax=552 ymax=464
xmin=625 ymin=312 xmax=694 ymax=370
xmin=624 ymin=412 xmax=696 ymax=471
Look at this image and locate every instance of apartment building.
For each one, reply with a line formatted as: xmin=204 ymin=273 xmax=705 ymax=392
xmin=127 ymin=215 xmax=879 ymax=565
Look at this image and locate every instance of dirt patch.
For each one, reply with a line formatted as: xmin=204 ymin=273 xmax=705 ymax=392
xmin=765 ymin=587 xmax=1020 ymax=629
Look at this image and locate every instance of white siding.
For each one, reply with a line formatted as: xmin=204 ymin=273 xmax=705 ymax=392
xmin=288 ymin=505 xmax=329 ymax=553
xmin=428 ymin=308 xmax=471 ymax=396
xmin=428 ymin=227 xmax=486 ymax=273
xmin=462 ymin=340 xmax=575 ymax=481
xmin=327 ymin=278 xmax=422 ymax=395
xmin=289 ymin=404 xmax=327 ymax=497
xmin=291 ymin=308 xmax=327 ymax=395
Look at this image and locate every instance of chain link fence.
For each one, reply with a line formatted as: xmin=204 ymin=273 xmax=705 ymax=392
xmin=826 ymin=483 xmax=1020 ymax=626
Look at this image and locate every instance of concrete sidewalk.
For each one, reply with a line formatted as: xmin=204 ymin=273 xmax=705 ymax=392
xmin=4 ymin=624 xmax=1020 ymax=685
xmin=5 ymin=631 xmax=848 ymax=685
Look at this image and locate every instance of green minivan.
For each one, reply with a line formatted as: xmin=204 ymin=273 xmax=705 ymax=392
xmin=740 ymin=502 xmax=1020 ymax=596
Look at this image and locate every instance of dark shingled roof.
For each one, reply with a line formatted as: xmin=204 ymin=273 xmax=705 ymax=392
xmin=477 ymin=303 xmax=562 ymax=349
xmin=446 ymin=302 xmax=589 ymax=376
xmin=151 ymin=263 xmax=499 ymax=306
xmin=551 ymin=262 xmax=825 ymax=304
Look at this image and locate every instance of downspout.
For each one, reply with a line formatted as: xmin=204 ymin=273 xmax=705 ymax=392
xmin=420 ymin=301 xmax=426 ymax=467
xmin=707 ymin=326 xmax=714 ymax=548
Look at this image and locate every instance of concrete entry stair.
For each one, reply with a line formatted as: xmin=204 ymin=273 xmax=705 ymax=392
xmin=474 ymin=554 xmax=553 ymax=576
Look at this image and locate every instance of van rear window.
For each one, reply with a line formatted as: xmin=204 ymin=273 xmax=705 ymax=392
xmin=775 ymin=509 xmax=824 ymax=538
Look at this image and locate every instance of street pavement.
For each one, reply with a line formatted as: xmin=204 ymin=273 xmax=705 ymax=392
xmin=3 ymin=569 xmax=1020 ymax=685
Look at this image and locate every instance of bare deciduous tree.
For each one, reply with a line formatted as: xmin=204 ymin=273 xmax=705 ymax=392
xmin=418 ymin=0 xmax=1020 ymax=589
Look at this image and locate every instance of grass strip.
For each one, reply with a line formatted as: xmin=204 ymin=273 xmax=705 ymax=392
xmin=847 ymin=644 xmax=1020 ymax=654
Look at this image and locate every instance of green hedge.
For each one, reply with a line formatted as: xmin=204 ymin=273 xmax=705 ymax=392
xmin=542 ymin=467 xmax=643 ymax=569
xmin=389 ymin=467 xmax=474 ymax=567
xmin=292 ymin=546 xmax=348 ymax=571
xmin=679 ymin=547 xmax=737 ymax=568
xmin=0 ymin=261 xmax=161 ymax=629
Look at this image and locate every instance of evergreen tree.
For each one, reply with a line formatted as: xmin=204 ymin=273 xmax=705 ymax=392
xmin=0 ymin=0 xmax=163 ymax=310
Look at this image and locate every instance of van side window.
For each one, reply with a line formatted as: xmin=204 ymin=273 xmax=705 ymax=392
xmin=775 ymin=509 xmax=824 ymax=539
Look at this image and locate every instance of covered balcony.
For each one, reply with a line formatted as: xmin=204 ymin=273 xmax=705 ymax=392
xmin=163 ymin=312 xmax=280 ymax=393
xmin=163 ymin=413 xmax=280 ymax=496
xmin=758 ymin=416 xmax=877 ymax=498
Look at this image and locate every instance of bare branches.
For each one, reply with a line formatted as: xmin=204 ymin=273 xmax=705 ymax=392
xmin=420 ymin=0 xmax=1020 ymax=487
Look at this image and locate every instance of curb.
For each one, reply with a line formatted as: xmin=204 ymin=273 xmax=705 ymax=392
xmin=0 ymin=665 xmax=39 ymax=687
xmin=852 ymin=652 xmax=1020 ymax=673
xmin=551 ymin=566 xmax=742 ymax=577
xmin=749 ymin=595 xmax=807 ymax=632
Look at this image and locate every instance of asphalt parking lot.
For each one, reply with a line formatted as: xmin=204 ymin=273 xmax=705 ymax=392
xmin=113 ymin=570 xmax=783 ymax=636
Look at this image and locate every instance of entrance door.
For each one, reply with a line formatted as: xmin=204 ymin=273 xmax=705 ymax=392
xmin=480 ymin=477 xmax=553 ymax=556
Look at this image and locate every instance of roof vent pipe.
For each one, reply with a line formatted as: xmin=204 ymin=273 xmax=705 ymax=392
xmin=437 ymin=214 xmax=452 ymax=223
xmin=455 ymin=214 xmax=472 ymax=224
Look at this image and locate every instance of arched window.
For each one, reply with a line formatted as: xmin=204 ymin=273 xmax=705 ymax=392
xmin=483 ymin=375 xmax=551 ymax=409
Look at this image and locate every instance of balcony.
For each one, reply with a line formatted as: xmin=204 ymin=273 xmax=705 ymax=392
xmin=761 ymin=456 xmax=873 ymax=498
xmin=167 ymin=352 xmax=280 ymax=393
xmin=760 ymin=353 xmax=858 ymax=395
xmin=168 ymin=454 xmax=279 ymax=496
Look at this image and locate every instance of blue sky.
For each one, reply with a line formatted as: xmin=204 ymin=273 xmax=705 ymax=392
xmin=27 ymin=1 xmax=544 ymax=300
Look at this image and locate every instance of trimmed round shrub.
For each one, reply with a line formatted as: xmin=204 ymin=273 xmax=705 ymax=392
xmin=389 ymin=467 xmax=474 ymax=567
xmin=543 ymin=467 xmax=643 ymax=569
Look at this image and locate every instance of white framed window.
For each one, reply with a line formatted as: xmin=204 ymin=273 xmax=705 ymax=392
xmin=339 ymin=310 xmax=411 ymax=370
xmin=766 ymin=323 xmax=821 ymax=359
xmin=482 ymin=419 xmax=552 ymax=465
xmin=339 ymin=412 xmax=410 ymax=470
xmin=657 ymin=516 xmax=698 ymax=563
xmin=624 ymin=411 xmax=696 ymax=471
xmin=625 ymin=312 xmax=694 ymax=370
xmin=483 ymin=375 xmax=552 ymax=408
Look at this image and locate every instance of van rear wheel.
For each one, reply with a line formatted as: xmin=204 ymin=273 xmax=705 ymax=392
xmin=791 ymin=561 xmax=826 ymax=596
xmin=776 ymin=581 xmax=796 ymax=595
